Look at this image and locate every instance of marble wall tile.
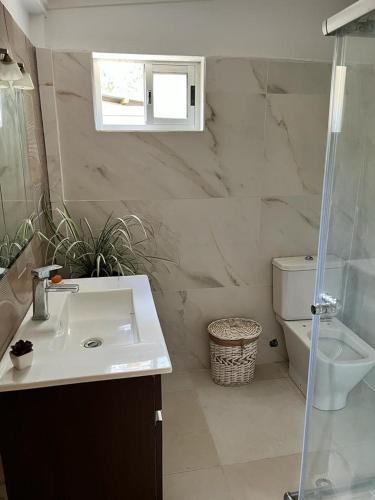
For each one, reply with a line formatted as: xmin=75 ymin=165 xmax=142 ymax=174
xmin=206 ymin=57 xmax=267 ymax=94
xmin=350 ymin=140 xmax=375 ymax=260
xmin=205 ymin=91 xmax=266 ymax=197
xmin=64 ymin=196 xmax=268 ymax=291
xmin=40 ymin=52 xmax=329 ymax=369
xmin=263 ymin=94 xmax=329 ymax=197
xmin=37 ymin=49 xmax=64 ymax=202
xmin=38 ymin=86 xmax=64 ymax=201
xmin=36 ymin=48 xmax=54 ymax=87
xmin=342 ymin=263 xmax=375 ymax=351
xmin=325 ymin=97 xmax=364 ymax=262
xmin=23 ymin=92 xmax=43 ymax=187
xmin=153 ymin=284 xmax=286 ymax=369
xmin=51 ymin=52 xmax=267 ymax=201
xmin=259 ymin=195 xmax=322 ymax=282
xmin=267 ymin=61 xmax=331 ymax=95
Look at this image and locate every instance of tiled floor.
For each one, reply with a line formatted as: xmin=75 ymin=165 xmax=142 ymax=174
xmin=162 ymin=362 xmax=306 ymax=500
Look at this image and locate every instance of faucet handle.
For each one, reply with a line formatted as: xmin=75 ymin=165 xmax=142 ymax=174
xmin=32 ymin=264 xmax=62 ymax=279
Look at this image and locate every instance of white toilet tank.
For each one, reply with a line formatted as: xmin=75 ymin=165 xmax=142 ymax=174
xmin=272 ymin=255 xmax=344 ymax=321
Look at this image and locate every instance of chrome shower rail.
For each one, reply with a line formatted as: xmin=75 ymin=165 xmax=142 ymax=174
xmin=323 ymin=0 xmax=375 ymax=35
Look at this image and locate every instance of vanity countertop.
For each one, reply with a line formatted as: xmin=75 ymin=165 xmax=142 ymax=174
xmin=0 ymin=275 xmax=172 ymax=392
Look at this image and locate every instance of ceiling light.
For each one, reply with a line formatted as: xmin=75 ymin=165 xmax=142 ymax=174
xmin=0 ymin=49 xmax=22 ymax=81
xmin=13 ymin=63 xmax=34 ymax=90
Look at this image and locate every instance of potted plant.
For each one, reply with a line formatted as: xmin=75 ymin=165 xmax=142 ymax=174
xmin=37 ymin=197 xmax=167 ymax=279
xmin=10 ymin=340 xmax=33 ymax=370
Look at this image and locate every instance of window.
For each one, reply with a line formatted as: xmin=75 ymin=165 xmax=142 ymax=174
xmin=92 ymin=53 xmax=205 ymax=132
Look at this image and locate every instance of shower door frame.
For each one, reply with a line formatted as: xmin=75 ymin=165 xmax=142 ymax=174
xmin=323 ymin=0 xmax=375 ymax=35
xmin=284 ymin=1 xmax=375 ymax=498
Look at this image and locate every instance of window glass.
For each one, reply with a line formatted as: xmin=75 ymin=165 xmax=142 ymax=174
xmin=153 ymin=72 xmax=188 ymax=120
xmin=93 ymin=53 xmax=204 ymax=131
xmin=99 ymin=60 xmax=145 ymax=125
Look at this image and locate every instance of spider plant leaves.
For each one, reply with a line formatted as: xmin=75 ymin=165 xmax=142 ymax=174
xmin=37 ymin=199 xmax=168 ymax=279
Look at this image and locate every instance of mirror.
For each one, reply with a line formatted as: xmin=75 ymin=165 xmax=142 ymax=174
xmin=0 ymin=85 xmax=35 ymax=277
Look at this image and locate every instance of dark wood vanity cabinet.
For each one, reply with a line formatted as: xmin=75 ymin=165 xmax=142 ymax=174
xmin=0 ymin=375 xmax=163 ymax=500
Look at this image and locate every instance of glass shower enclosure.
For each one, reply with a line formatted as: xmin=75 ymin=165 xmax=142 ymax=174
xmin=294 ymin=1 xmax=375 ymax=498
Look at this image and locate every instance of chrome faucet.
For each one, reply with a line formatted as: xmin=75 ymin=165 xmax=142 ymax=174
xmin=32 ymin=265 xmax=79 ymax=321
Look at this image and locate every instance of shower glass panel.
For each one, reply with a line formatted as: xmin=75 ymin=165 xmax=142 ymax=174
xmin=299 ymin=12 xmax=375 ymax=500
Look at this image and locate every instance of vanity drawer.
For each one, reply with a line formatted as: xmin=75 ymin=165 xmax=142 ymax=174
xmin=0 ymin=375 xmax=163 ymax=500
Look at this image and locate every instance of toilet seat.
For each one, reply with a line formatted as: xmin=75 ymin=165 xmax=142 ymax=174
xmin=318 ymin=319 xmax=375 ymax=363
xmin=282 ymin=317 xmax=375 ymax=365
xmin=278 ymin=315 xmax=375 ymax=410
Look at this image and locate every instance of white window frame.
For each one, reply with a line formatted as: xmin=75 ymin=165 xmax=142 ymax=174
xmin=92 ymin=53 xmax=205 ymax=132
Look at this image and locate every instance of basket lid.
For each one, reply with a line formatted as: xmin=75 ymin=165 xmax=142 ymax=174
xmin=208 ymin=317 xmax=262 ymax=344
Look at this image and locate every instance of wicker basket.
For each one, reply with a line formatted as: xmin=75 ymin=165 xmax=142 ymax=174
xmin=208 ymin=317 xmax=262 ymax=386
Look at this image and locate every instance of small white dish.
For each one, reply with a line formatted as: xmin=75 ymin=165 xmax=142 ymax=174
xmin=10 ymin=351 xmax=33 ymax=371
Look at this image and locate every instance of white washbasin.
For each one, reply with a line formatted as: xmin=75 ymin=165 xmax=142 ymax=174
xmin=51 ymin=289 xmax=139 ymax=352
xmin=0 ymin=276 xmax=172 ymax=391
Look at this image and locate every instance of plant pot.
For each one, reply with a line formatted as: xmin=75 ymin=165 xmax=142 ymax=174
xmin=10 ymin=350 xmax=33 ymax=370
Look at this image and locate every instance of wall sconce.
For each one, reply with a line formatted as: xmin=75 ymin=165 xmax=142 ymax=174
xmin=13 ymin=63 xmax=34 ymax=90
xmin=0 ymin=48 xmax=22 ymax=82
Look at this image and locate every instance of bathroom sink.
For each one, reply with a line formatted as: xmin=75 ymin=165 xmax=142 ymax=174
xmin=50 ymin=289 xmax=140 ymax=352
xmin=0 ymin=276 xmax=171 ymax=392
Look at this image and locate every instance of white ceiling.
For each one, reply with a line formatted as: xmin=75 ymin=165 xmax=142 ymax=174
xmin=46 ymin=0 xmax=206 ymax=9
xmin=20 ymin=0 xmax=48 ymax=13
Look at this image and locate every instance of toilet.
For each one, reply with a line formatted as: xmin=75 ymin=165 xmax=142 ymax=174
xmin=272 ymin=256 xmax=375 ymax=411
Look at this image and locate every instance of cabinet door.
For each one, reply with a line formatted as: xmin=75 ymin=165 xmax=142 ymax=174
xmin=154 ymin=376 xmax=163 ymax=500
xmin=0 ymin=376 xmax=160 ymax=500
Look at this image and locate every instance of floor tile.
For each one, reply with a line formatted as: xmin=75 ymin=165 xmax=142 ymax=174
xmin=191 ymin=371 xmax=306 ymax=465
xmin=163 ymin=389 xmax=220 ymax=474
xmin=163 ymin=390 xmax=210 ymax=430
xmin=164 ymin=429 xmax=220 ymax=475
xmin=223 ymin=454 xmax=301 ymax=500
xmin=163 ymin=467 xmax=233 ymax=500
xmin=162 ymin=371 xmax=194 ymax=393
xmin=254 ymin=361 xmax=289 ymax=381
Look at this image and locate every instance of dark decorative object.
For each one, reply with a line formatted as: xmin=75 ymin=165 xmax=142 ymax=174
xmin=10 ymin=340 xmax=33 ymax=357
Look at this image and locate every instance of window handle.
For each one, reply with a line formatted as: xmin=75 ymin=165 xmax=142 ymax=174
xmin=148 ymin=90 xmax=152 ymax=105
xmin=190 ymin=85 xmax=196 ymax=106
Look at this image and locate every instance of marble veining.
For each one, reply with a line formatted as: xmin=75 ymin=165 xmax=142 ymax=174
xmin=37 ymin=50 xmax=330 ymax=368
